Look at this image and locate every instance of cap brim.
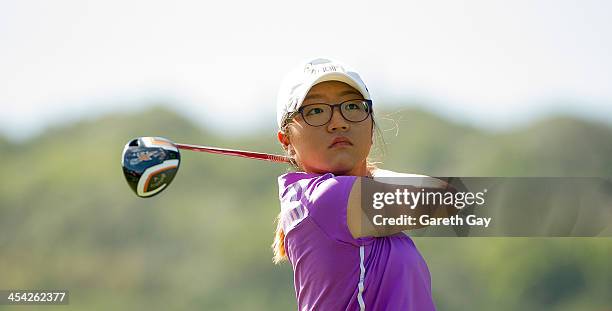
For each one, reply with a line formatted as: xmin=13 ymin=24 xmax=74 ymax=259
xmin=306 ymin=72 xmax=371 ymax=102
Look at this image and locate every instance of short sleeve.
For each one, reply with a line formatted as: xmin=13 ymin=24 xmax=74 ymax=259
xmin=278 ymin=172 xmax=373 ymax=247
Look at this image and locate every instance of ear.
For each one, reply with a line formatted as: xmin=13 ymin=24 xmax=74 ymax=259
xmin=277 ymin=130 xmax=291 ymax=152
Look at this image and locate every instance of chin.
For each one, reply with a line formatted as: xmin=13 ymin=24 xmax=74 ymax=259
xmin=325 ymin=159 xmax=356 ymax=174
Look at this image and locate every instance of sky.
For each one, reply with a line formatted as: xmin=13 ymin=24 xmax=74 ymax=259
xmin=1 ymin=0 xmax=611 ymax=140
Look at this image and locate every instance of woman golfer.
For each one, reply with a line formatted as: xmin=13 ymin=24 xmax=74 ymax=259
xmin=272 ymin=58 xmax=446 ymax=310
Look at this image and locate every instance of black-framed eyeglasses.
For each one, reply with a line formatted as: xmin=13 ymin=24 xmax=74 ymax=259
xmin=286 ymin=99 xmax=373 ymax=127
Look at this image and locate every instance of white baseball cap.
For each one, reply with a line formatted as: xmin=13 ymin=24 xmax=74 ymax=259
xmin=276 ymin=57 xmax=372 ymax=129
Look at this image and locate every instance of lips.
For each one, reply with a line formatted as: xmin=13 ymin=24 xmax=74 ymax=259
xmin=329 ymin=136 xmax=353 ymax=148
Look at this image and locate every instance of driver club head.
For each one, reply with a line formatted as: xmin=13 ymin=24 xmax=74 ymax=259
xmin=121 ymin=137 xmax=181 ymax=198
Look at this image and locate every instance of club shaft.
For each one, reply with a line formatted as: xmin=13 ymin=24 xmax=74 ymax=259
xmin=175 ymin=143 xmax=292 ymax=163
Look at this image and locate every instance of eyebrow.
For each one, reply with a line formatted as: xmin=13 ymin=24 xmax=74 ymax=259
xmin=304 ymin=89 xmax=363 ymax=101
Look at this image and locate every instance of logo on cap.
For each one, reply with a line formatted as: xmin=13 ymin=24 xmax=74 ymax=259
xmin=303 ymin=59 xmax=345 ymax=75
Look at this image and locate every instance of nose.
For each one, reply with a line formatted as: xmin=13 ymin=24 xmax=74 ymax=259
xmin=327 ymin=105 xmax=349 ymax=132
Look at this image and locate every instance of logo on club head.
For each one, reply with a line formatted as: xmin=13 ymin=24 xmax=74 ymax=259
xmin=138 ymin=151 xmax=153 ymax=161
xmin=129 ymin=150 xmax=161 ymax=166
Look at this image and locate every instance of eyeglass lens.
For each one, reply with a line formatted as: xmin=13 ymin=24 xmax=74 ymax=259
xmin=301 ymin=100 xmax=370 ymax=126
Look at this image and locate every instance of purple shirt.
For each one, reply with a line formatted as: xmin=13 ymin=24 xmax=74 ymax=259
xmin=278 ymin=172 xmax=437 ymax=311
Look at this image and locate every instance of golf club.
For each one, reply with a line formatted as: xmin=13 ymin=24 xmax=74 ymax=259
xmin=122 ymin=137 xmax=291 ymax=198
